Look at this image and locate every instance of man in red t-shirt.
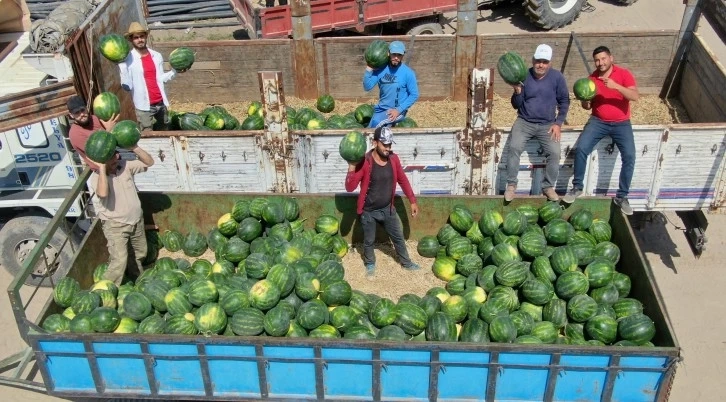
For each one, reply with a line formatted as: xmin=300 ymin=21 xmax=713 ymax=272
xmin=67 ymin=95 xmax=118 ymax=171
xmin=563 ymin=46 xmax=640 ymax=215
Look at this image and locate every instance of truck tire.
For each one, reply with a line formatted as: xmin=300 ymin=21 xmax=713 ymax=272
xmin=524 ymin=0 xmax=587 ymax=30
xmin=0 ymin=215 xmax=75 ymax=287
xmin=407 ymin=22 xmax=444 ymax=35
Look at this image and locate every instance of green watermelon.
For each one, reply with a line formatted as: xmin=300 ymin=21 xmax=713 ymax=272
xmin=530 ymin=321 xmax=559 ymax=344
xmin=85 ymin=130 xmax=117 ymax=163
xmin=89 ymin=307 xmax=121 ymax=333
xmin=573 ymin=77 xmax=597 ymax=101
xmin=92 ymin=92 xmax=121 ymax=121
xmin=229 ymin=308 xmax=265 ymax=336
xmin=459 ymin=318 xmax=490 ymax=342
xmin=489 ymin=315 xmax=517 ymax=343
xmin=315 ymin=215 xmax=340 ymax=235
xmin=369 ymin=298 xmax=398 ymax=328
xmin=169 ymin=47 xmax=195 ymax=71
xmin=539 ymin=202 xmax=564 ymax=223
xmin=618 ymin=313 xmax=656 ymax=344
xmin=589 ymin=219 xmax=612 ymax=243
xmin=111 ymin=120 xmax=141 ymax=148
xmin=566 ymin=294 xmax=598 ymax=322
xmin=161 ymin=230 xmax=184 ymax=252
xmin=555 ymin=271 xmax=590 ymax=300
xmin=478 ymin=209 xmax=504 ymax=236
xmin=354 ymin=104 xmax=374 ymax=126
xmin=53 ymin=277 xmax=80 ymax=308
xmin=432 ymin=256 xmax=457 ymax=281
xmin=138 ymin=314 xmax=167 ymax=334
xmin=166 ymin=313 xmax=199 ymax=335
xmin=544 ymin=218 xmax=574 ymax=245
xmin=316 ymin=94 xmax=335 ymax=113
xmin=43 ymin=314 xmax=71 ymax=333
xmin=296 ymin=299 xmax=329 ymax=330
xmin=426 ymin=312 xmax=457 ymax=342
xmin=497 ymin=51 xmax=527 ymax=85
xmin=98 ymin=33 xmax=131 ymax=63
xmin=249 ymin=279 xmax=281 ymax=311
xmin=569 ymin=209 xmax=594 ymax=231
xmin=179 ymin=113 xmax=205 ymax=130
xmin=330 ymin=306 xmax=360 ymax=333
xmin=364 ymin=40 xmax=390 ymax=69
xmin=417 ymin=236 xmax=440 ymax=258
xmin=449 ymin=207 xmax=475 ymax=233
xmin=240 ymin=115 xmax=264 ymax=130
xmin=394 ymin=302 xmax=428 ymax=335
xmin=183 ymin=230 xmax=207 ymax=257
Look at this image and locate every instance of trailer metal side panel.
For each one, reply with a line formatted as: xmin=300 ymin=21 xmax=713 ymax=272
xmin=185 ymin=135 xmax=269 ymax=192
xmin=134 ymin=137 xmax=189 ymax=192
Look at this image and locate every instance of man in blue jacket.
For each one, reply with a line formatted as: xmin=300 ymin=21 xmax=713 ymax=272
xmin=363 ymin=41 xmax=419 ymax=128
xmin=504 ymin=44 xmax=570 ymax=202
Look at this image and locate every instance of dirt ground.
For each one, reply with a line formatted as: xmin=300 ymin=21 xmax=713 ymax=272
xmin=2 ymin=0 xmax=725 ymax=400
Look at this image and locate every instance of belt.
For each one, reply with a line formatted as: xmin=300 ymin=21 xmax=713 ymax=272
xmin=150 ymin=102 xmax=164 ymax=107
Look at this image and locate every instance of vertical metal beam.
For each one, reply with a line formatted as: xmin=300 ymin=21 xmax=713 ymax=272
xmin=660 ymin=0 xmax=703 ymax=98
xmin=453 ymin=0 xmax=478 ymax=101
xmin=464 ymin=68 xmax=495 ymax=195
xmin=290 ymin=0 xmax=318 ymax=99
xmin=259 ymin=71 xmax=296 ymax=193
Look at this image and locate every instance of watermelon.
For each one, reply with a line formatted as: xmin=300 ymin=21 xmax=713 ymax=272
xmin=114 ymin=317 xmax=139 ymax=334
xmin=161 ymin=230 xmax=184 ymax=252
xmin=85 ymin=130 xmax=117 ymax=163
xmin=510 ymin=310 xmax=535 ymax=336
xmin=43 ymin=314 xmax=71 ymax=333
xmin=310 ymin=324 xmax=341 ymax=339
xmin=432 ymin=256 xmax=457 ymax=281
xmin=240 ymin=115 xmax=264 ymax=130
xmin=566 ymin=294 xmax=598 ymax=322
xmin=573 ymin=77 xmax=597 ymax=101
xmin=544 ymin=218 xmax=574 ymax=245
xmin=491 ymin=243 xmax=521 ymax=266
xmin=489 ymin=315 xmax=517 ymax=343
xmin=494 ymin=260 xmax=528 ymax=287
xmin=138 ymin=314 xmax=166 ymax=334
xmin=396 ymin=117 xmax=418 ymax=128
xmin=111 ymin=120 xmax=141 ymax=148
xmin=518 ymin=231 xmax=548 ymax=259
xmin=231 ymin=200 xmax=250 ymax=221
xmin=417 ymin=236 xmax=440 ymax=258
xmin=612 ymin=298 xmax=644 ymax=320
xmin=377 ymin=325 xmax=409 ymax=341
xmin=539 ymin=202 xmax=564 ymax=223
xmin=589 ymin=219 xmax=612 ymax=243
xmin=53 ymin=277 xmax=80 ymax=308
xmin=297 ymin=299 xmax=329 ymax=330
xmin=478 ymin=209 xmax=504 ymax=236
xmin=542 ymin=298 xmax=567 ymax=328
xmin=183 ymin=230 xmax=207 ymax=257
xmin=530 ymin=321 xmax=559 ymax=344
xmin=445 ymin=275 xmax=467 ymax=295
xmin=179 ymin=113 xmax=205 ymax=130
xmin=92 ymin=92 xmax=121 ymax=121
xmin=521 ymin=277 xmax=554 ymax=305
xmin=187 ymin=279 xmax=219 ymax=306
xmin=594 ymin=241 xmax=621 ymax=264
xmin=237 ymin=217 xmax=263 ymax=242
xmin=441 ymin=295 xmax=468 ymax=323
xmin=585 ymin=314 xmax=618 ymax=344
xmin=618 ymin=313 xmax=656 ymax=344
xmin=426 ymin=312 xmax=457 ymax=342
xmin=165 ymin=288 xmax=193 ymax=316
xmin=229 ymin=308 xmax=265 ymax=336
xmin=514 ymin=335 xmax=543 ymax=344
xmin=249 ymin=280 xmax=281 ymax=311
xmin=354 ymin=104 xmax=374 ymax=126
xmin=456 ymin=253 xmax=483 ymax=276
xmin=518 ymin=302 xmax=543 ymax=322
xmin=123 ymin=291 xmax=154 ymax=320
xmin=264 ymin=306 xmax=291 ymax=337
xmin=555 ymin=271 xmax=590 ymax=300
xmin=550 ymin=246 xmax=578 ymax=275
xmin=447 ymin=237 xmax=473 ymax=260
xmin=315 ymin=215 xmax=340 ymax=235
xmin=449 ymin=207 xmax=475 ymax=233
xmin=437 ymin=224 xmax=461 ymax=246
xmin=320 ymin=280 xmax=352 ymax=307
xmin=364 ymin=40 xmax=390 ymax=69
xmin=89 ymin=307 xmax=121 ymax=333
xmin=166 ymin=313 xmax=199 ymax=335
xmin=569 ymin=209 xmax=594 ymax=231
xmin=502 ymin=211 xmax=528 ymax=236
xmin=590 ymin=284 xmax=620 ymax=306
xmin=369 ymin=298 xmax=398 ymax=328
xmin=459 ymin=318 xmax=489 ymax=342
xmin=72 ymin=291 xmax=101 ymax=315
xmin=497 ymin=52 xmax=527 ymax=85
xmin=316 ymin=94 xmax=335 ymax=113
xmin=169 ymin=47 xmax=195 ymax=71
xmin=98 ymin=33 xmax=131 ymax=63
xmin=330 ymin=306 xmax=360 ymax=333
xmin=69 ymin=314 xmax=94 ymax=333
xmin=584 ymin=259 xmax=615 ymax=288
xmin=248 ymin=101 xmax=264 ymax=117
xmin=612 ymin=272 xmax=632 ymax=297
xmin=221 ymin=237 xmax=250 ymax=263
xmin=394 ymin=302 xmax=428 ymax=335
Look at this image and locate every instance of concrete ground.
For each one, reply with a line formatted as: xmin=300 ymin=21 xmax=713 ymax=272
xmin=2 ymin=0 xmax=725 ymax=400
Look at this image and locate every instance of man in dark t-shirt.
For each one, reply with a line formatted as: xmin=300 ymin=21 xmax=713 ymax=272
xmin=345 ymin=126 xmax=420 ymax=276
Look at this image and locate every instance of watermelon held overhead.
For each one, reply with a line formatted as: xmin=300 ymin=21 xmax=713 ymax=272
xmin=364 ymin=40 xmax=390 ymax=69
xmin=169 ymin=47 xmax=195 ymax=71
xmin=85 ymin=130 xmax=118 ymax=163
xmin=497 ymin=52 xmax=527 ymax=85
xmin=339 ymin=131 xmax=367 ymax=163
xmin=98 ymin=34 xmax=130 ymax=63
xmin=111 ymin=120 xmax=141 ymax=148
xmin=93 ymin=92 xmax=121 ymax=121
xmin=573 ymin=77 xmax=597 ymax=101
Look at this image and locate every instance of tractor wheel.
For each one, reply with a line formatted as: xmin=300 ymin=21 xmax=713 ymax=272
xmin=523 ymin=0 xmax=587 ymax=30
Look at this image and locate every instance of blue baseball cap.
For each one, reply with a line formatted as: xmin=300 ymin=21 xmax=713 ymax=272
xmin=389 ymin=41 xmax=406 ymax=55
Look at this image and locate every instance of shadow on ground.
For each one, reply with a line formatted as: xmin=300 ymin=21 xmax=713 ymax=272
xmin=629 ymin=212 xmax=683 ymax=273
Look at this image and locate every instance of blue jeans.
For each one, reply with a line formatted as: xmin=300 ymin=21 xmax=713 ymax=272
xmin=368 ymin=107 xmax=406 ymax=128
xmin=506 ymin=117 xmax=561 ymax=190
xmin=572 ymin=116 xmax=635 ymax=198
xmin=360 ymin=205 xmax=413 ymax=266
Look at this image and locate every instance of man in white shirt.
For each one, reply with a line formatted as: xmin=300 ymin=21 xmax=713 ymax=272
xmin=119 ymin=22 xmax=184 ymax=131
xmin=88 ymin=147 xmax=154 ymax=285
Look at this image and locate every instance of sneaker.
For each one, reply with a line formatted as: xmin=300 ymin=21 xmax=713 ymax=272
xmin=403 ymin=263 xmax=421 ymax=271
xmin=365 ymin=263 xmax=376 ymax=277
xmin=542 ymin=187 xmax=559 ymax=202
xmin=504 ymin=184 xmax=516 ymax=202
xmin=613 ymin=197 xmax=633 ymax=216
xmin=562 ymin=188 xmax=583 ymax=204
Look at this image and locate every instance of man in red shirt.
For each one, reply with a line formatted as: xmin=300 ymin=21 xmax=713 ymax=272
xmin=119 ymin=22 xmax=183 ymax=131
xmin=67 ymin=95 xmax=118 ymax=170
xmin=345 ymin=126 xmax=420 ymax=276
xmin=563 ymin=46 xmax=640 ymax=215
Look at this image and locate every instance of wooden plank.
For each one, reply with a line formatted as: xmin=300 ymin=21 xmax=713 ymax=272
xmin=678 ymin=37 xmax=726 ymax=122
xmin=703 ymin=0 xmax=726 ymax=42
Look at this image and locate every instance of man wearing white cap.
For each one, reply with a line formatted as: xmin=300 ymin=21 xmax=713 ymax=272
xmin=363 ymin=41 xmax=419 ymax=128
xmin=504 ymin=44 xmax=570 ymax=202
xmin=345 ymin=126 xmax=420 ymax=276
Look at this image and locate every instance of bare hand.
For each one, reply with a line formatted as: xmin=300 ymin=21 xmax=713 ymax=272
xmin=512 ymin=84 xmax=523 ymax=95
xmin=581 ymin=100 xmax=592 ymax=110
xmin=386 ymin=109 xmax=400 ymax=121
xmin=549 ymin=124 xmax=561 ymax=142
xmin=599 ymin=76 xmax=619 ymax=90
xmin=365 ymin=65 xmax=373 ymax=72
xmin=100 ymin=113 xmax=119 ymax=131
xmin=410 ymin=203 xmax=419 ymax=218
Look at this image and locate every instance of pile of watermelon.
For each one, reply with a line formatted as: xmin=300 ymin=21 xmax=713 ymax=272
xmin=418 ymin=203 xmax=657 ymax=345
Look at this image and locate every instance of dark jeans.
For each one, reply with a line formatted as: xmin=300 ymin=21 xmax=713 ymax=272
xmin=361 ymin=205 xmax=413 ymax=267
xmin=572 ymin=116 xmax=635 ymax=198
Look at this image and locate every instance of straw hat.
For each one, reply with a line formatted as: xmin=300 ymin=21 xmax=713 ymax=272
xmin=124 ymin=22 xmax=148 ymax=39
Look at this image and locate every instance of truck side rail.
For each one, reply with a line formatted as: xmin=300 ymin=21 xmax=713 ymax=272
xmin=0 ymin=80 xmax=74 ymax=132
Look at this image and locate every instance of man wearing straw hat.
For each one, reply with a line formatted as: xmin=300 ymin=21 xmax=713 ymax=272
xmin=119 ymin=21 xmax=184 ymax=131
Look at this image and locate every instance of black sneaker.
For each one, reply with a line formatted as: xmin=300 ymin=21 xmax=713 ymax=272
xmin=562 ymin=188 xmax=583 ymax=204
xmin=613 ymin=197 xmax=633 ymax=215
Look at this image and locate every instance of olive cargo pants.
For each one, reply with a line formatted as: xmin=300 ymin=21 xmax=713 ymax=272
xmin=100 ymin=217 xmax=146 ymax=285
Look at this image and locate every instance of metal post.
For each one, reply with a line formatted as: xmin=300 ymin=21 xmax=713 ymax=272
xmin=660 ymin=0 xmax=703 ymax=98
xmin=258 ymin=71 xmax=296 ymax=193
xmin=290 ymin=0 xmax=318 ymax=99
xmin=453 ymin=0 xmax=479 ymax=101
xmin=463 ymin=68 xmax=495 ymax=195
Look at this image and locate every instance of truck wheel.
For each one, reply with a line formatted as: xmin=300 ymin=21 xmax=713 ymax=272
xmin=0 ymin=216 xmax=75 ymax=287
xmin=524 ymin=0 xmax=587 ymax=30
xmin=407 ymin=22 xmax=444 ymax=35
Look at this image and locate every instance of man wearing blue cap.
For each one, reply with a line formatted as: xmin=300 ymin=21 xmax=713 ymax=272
xmin=363 ymin=41 xmax=419 ymax=128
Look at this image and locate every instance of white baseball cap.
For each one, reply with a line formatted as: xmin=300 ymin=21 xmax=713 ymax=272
xmin=533 ymin=44 xmax=553 ymax=61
